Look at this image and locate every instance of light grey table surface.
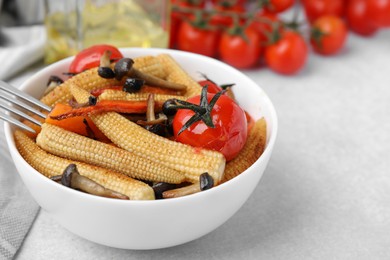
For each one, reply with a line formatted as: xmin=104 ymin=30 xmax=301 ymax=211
xmin=3 ymin=30 xmax=390 ymax=259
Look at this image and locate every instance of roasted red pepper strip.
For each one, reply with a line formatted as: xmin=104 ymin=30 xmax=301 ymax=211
xmin=50 ymin=100 xmax=151 ymax=120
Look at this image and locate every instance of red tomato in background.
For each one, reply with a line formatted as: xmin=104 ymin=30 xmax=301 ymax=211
xmin=219 ymin=27 xmax=263 ymax=69
xmin=68 ymin=44 xmax=123 ymax=74
xmin=173 ymin=93 xmax=247 ymax=161
xmin=302 ymin=0 xmax=345 ymax=23
xmin=249 ymin=10 xmax=280 ymax=42
xmin=346 ymin=0 xmax=378 ymax=36
xmin=177 ymin=21 xmax=220 ymax=57
xmin=366 ymin=0 xmax=390 ymax=27
xmin=169 ymin=12 xmax=182 ymax=48
xmin=211 ymin=0 xmax=246 ymax=7
xmin=171 ymin=0 xmax=206 ymax=8
xmin=170 ymin=0 xmax=206 ymax=49
xmin=264 ymin=0 xmax=294 ymax=13
xmin=265 ymin=30 xmax=308 ymax=75
xmin=310 ymin=15 xmax=348 ymax=55
xmin=210 ymin=4 xmax=246 ymax=27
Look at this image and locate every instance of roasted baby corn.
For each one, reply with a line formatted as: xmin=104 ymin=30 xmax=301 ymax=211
xmin=98 ymin=89 xmax=185 ymax=103
xmin=69 ymin=83 xmax=91 ymax=103
xmin=40 ymin=68 xmax=124 ymax=106
xmin=156 ymin=54 xmax=202 ymax=98
xmin=14 ymin=130 xmax=155 ymax=200
xmin=90 ymin=112 xmax=226 ymax=183
xmin=36 ymin=123 xmax=186 ymax=184
xmin=133 ymin=56 xmax=167 ymax=79
xmin=221 ymin=118 xmax=267 ymax=183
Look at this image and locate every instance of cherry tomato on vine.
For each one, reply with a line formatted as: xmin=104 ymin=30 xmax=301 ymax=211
xmin=173 ymin=93 xmax=247 ymax=161
xmin=198 ymin=79 xmax=223 ymax=93
xmin=171 ymin=0 xmax=206 ymax=8
xmin=249 ymin=10 xmax=280 ymax=42
xmin=210 ymin=4 xmax=245 ymax=27
xmin=310 ymin=15 xmax=348 ymax=55
xmin=68 ymin=44 xmax=123 ymax=74
xmin=302 ymin=0 xmax=344 ymax=23
xmin=366 ymin=0 xmax=390 ymax=27
xmin=211 ymin=0 xmax=246 ymax=7
xmin=177 ymin=21 xmax=220 ymax=57
xmin=265 ymin=30 xmax=308 ymax=75
xmin=169 ymin=12 xmax=182 ymax=49
xmin=219 ymin=26 xmax=263 ymax=69
xmin=263 ymin=0 xmax=294 ymax=13
xmin=346 ymin=0 xmax=378 ymax=36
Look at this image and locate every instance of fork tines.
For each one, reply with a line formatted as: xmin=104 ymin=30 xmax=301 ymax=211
xmin=0 ymin=80 xmax=51 ymax=133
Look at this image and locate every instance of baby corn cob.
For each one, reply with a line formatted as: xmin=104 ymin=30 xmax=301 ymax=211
xmin=156 ymin=54 xmax=202 ymax=98
xmin=36 ymin=123 xmax=185 ymax=184
xmin=69 ymin=83 xmax=91 ymax=103
xmin=221 ymin=118 xmax=267 ymax=183
xmin=14 ymin=130 xmax=155 ymax=200
xmin=98 ymin=89 xmax=185 ymax=103
xmin=90 ymin=112 xmax=226 ymax=183
xmin=133 ymin=56 xmax=167 ymax=79
xmin=40 ymin=68 xmax=123 ymax=106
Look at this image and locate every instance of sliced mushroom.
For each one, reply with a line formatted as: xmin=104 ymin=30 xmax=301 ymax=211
xmin=97 ymin=50 xmax=116 ymax=79
xmin=137 ymin=94 xmax=167 ymax=136
xmin=152 ymin=182 xmax=177 ymax=200
xmin=113 ymin=57 xmax=187 ymax=91
xmin=162 ymin=172 xmax=214 ymax=199
xmin=131 ymin=68 xmax=186 ymax=91
xmin=114 ymin=58 xmax=134 ymax=80
xmin=123 ymin=78 xmax=145 ymax=93
xmin=44 ymin=75 xmax=64 ymax=95
xmin=61 ymin=164 xmax=129 ymax=200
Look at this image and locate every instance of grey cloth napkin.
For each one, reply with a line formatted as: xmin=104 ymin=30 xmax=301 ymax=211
xmin=0 ymin=121 xmax=40 ymax=260
xmin=0 ymin=26 xmax=45 ymax=81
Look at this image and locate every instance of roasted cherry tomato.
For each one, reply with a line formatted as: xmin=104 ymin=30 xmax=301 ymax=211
xmin=265 ymin=30 xmax=308 ymax=75
xmin=177 ymin=21 xmax=220 ymax=57
xmin=366 ymin=0 xmax=390 ymax=27
xmin=310 ymin=15 xmax=348 ymax=55
xmin=346 ymin=0 xmax=378 ymax=36
xmin=302 ymin=0 xmax=345 ymax=23
xmin=264 ymin=0 xmax=294 ymax=13
xmin=219 ymin=26 xmax=262 ymax=69
xmin=173 ymin=93 xmax=247 ymax=161
xmin=68 ymin=44 xmax=123 ymax=74
xmin=198 ymin=79 xmax=223 ymax=93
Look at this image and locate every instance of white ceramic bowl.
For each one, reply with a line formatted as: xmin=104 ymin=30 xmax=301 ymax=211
xmin=4 ymin=48 xmax=277 ymax=250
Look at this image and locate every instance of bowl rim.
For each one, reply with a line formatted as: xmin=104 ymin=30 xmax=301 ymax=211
xmin=4 ymin=47 xmax=278 ymax=205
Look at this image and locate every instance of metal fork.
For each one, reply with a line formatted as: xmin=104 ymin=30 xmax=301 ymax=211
xmin=0 ymin=80 xmax=51 ymax=133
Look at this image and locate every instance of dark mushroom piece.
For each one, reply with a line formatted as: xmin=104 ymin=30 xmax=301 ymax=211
xmin=44 ymin=75 xmax=64 ymax=95
xmin=123 ymin=78 xmax=145 ymax=93
xmin=114 ymin=57 xmax=134 ymax=80
xmin=152 ymin=182 xmax=177 ymax=200
xmin=50 ymin=175 xmax=62 ymax=183
xmin=68 ymin=95 xmax=97 ymax=108
xmin=162 ymin=172 xmax=214 ymax=199
xmin=137 ymin=94 xmax=167 ymax=136
xmin=61 ymin=164 xmax=129 ymax=200
xmin=114 ymin=57 xmax=187 ymax=91
xmin=97 ymin=50 xmax=116 ymax=79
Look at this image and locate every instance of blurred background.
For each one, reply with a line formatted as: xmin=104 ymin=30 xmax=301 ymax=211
xmin=0 ymin=0 xmax=389 ymax=79
xmin=0 ymin=0 xmax=170 ymax=79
